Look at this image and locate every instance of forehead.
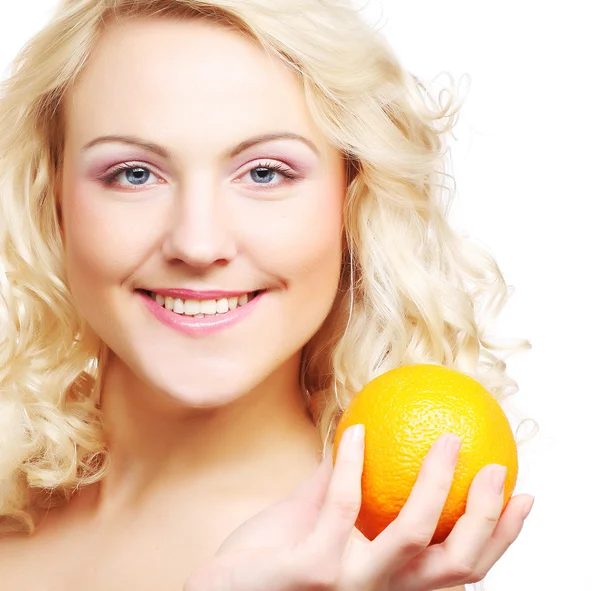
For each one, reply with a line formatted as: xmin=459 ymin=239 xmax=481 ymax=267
xmin=64 ymin=17 xmax=321 ymax=150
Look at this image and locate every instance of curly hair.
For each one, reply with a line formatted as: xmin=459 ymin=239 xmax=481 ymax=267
xmin=0 ymin=0 xmax=530 ymax=534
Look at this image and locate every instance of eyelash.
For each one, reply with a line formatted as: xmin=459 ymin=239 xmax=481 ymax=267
xmin=250 ymin=161 xmax=297 ymax=182
xmin=98 ymin=162 xmax=159 ymax=188
xmin=98 ymin=160 xmax=298 ymax=189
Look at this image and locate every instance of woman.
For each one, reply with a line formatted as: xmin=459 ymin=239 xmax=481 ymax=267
xmin=0 ymin=0 xmax=534 ymax=589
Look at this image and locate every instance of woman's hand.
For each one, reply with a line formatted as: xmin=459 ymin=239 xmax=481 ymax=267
xmin=184 ymin=427 xmax=534 ymax=591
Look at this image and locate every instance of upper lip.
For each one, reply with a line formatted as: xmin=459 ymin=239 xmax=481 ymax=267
xmin=142 ymin=288 xmax=259 ymax=300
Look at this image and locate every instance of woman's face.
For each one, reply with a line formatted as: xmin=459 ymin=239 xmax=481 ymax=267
xmin=60 ymin=17 xmax=346 ymax=406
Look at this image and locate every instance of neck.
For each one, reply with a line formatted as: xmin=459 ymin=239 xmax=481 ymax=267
xmin=91 ymin=352 xmax=321 ymax=514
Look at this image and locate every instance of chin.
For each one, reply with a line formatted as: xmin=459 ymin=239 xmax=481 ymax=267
xmin=161 ymin=382 xmax=248 ymax=409
xmin=146 ymin=372 xmax=240 ymax=409
xmin=134 ymin=357 xmax=260 ymax=410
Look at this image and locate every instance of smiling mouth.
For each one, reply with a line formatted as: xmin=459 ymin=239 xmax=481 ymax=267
xmin=139 ymin=290 xmax=261 ymax=318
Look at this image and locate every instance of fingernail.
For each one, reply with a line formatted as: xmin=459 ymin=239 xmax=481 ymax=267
xmin=491 ymin=466 xmax=507 ymax=495
xmin=443 ymin=433 xmax=462 ymax=463
xmin=522 ymin=496 xmax=535 ymax=520
xmin=344 ymin=424 xmax=365 ymax=448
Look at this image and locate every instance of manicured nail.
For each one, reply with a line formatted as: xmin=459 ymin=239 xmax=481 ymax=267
xmin=491 ymin=465 xmax=507 ymax=495
xmin=443 ymin=434 xmax=462 ymax=463
xmin=344 ymin=424 xmax=365 ymax=448
xmin=522 ymin=496 xmax=535 ymax=520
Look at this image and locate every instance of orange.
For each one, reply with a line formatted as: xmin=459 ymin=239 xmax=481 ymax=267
xmin=332 ymin=363 xmax=518 ymax=544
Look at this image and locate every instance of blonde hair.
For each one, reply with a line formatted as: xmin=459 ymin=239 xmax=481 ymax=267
xmin=0 ymin=0 xmax=530 ymax=534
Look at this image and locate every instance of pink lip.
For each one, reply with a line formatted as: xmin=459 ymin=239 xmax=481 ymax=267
xmin=147 ymin=288 xmax=255 ymax=300
xmin=138 ymin=290 xmax=265 ymax=337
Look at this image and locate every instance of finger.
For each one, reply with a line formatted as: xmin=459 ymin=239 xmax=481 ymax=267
xmin=370 ymin=433 xmax=462 ymax=571
xmin=402 ymin=494 xmax=534 ymax=589
xmin=466 ymin=494 xmax=534 ymax=581
xmin=440 ymin=464 xmax=508 ymax=572
xmin=308 ymin=424 xmax=365 ymax=558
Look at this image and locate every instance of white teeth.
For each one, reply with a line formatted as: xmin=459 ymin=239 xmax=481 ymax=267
xmin=184 ymin=299 xmax=202 ymax=316
xmin=150 ymin=291 xmax=256 ymax=316
xmin=198 ymin=299 xmax=217 ymax=315
xmin=173 ymin=298 xmax=185 ymax=314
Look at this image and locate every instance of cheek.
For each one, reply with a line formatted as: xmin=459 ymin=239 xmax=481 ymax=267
xmin=61 ymin=180 xmax=159 ymax=294
xmin=245 ymin=181 xmax=345 ymax=293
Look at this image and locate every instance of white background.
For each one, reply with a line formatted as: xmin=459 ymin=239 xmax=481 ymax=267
xmin=1 ymin=2 xmax=597 ymax=590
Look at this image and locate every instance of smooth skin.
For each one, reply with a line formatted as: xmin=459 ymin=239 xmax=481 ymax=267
xmin=0 ymin=16 xmax=533 ymax=591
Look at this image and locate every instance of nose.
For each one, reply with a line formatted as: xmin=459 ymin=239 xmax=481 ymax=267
xmin=161 ymin=176 xmax=237 ymax=267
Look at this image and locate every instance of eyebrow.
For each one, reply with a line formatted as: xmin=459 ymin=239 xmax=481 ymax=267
xmin=82 ymin=132 xmax=320 ymax=159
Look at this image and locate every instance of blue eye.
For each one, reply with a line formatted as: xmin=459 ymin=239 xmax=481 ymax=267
xmin=241 ymin=162 xmax=297 ymax=187
xmin=125 ymin=167 xmax=152 ymax=185
xmin=100 ymin=164 xmax=161 ymax=189
xmin=250 ymin=167 xmax=277 ymax=184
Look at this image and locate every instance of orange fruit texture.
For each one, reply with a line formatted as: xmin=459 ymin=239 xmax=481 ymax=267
xmin=332 ymin=363 xmax=518 ymax=544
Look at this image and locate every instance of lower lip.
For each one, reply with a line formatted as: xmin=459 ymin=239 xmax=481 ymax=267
xmin=138 ymin=290 xmax=265 ymax=337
